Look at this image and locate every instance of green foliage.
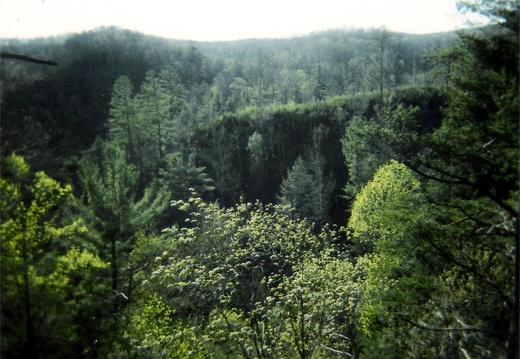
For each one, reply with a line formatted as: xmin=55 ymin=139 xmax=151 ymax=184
xmin=341 ymin=98 xmax=423 ymax=203
xmin=108 ymin=76 xmax=138 ymax=148
xmin=79 ymin=142 xmax=170 ymax=294
xmin=2 ymin=25 xmax=455 ymax=185
xmin=159 ymin=151 xmax=214 ymax=201
xmin=247 ymin=130 xmax=267 ymax=190
xmin=0 ymin=153 xmax=108 ymax=358
xmin=135 ymin=70 xmax=172 ymax=163
xmin=367 ymin=28 xmax=394 ymax=97
xmin=278 ymin=156 xmax=313 ymax=219
xmin=351 ymin=179 xmax=516 ymax=358
xmin=342 ymin=4 xmax=519 ymax=356
xmin=271 ymin=254 xmax=359 ymax=358
xmin=278 ymin=125 xmax=335 ymax=225
xmin=111 ymin=294 xmax=208 ymax=359
xmin=348 ymin=161 xmax=434 ymax=356
xmin=305 ymin=125 xmax=336 ymax=225
xmin=108 ymin=67 xmax=188 ymax=185
xmin=347 ymin=161 xmax=509 ymax=358
xmin=311 ymin=64 xmax=328 ymax=102
xmin=3 ymin=5 xmax=518 ymax=357
xmin=201 ymin=126 xmax=242 ymax=204
xmin=123 ymin=195 xmax=355 ymax=358
xmin=342 ymin=115 xmax=378 ymax=201
xmin=349 ymin=160 xmax=421 ymax=244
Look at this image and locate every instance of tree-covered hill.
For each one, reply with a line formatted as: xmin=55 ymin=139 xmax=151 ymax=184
xmin=189 ymin=86 xmax=445 ymax=222
xmin=1 ymin=26 xmax=453 ymax=181
xmin=1 ymin=27 xmax=207 ymax=178
xmin=1 ymin=1 xmax=518 ymax=357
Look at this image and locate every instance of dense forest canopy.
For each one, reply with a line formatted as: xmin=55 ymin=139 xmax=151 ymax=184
xmin=1 ymin=0 xmax=518 ymax=358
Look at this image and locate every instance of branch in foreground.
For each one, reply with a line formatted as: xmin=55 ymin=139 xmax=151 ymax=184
xmin=1 ymin=52 xmax=58 ymax=66
xmin=399 ymin=315 xmax=508 ymax=339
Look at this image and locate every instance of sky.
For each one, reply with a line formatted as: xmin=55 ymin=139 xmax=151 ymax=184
xmin=0 ymin=0 xmax=484 ymax=41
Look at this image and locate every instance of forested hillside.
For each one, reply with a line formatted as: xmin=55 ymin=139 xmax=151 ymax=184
xmin=1 ymin=1 xmax=518 ymax=358
xmin=1 ymin=25 xmax=453 ymax=180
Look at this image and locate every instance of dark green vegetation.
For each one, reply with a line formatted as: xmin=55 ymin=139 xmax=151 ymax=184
xmin=1 ymin=1 xmax=518 ymax=358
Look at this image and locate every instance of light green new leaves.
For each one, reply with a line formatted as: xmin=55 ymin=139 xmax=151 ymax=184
xmin=349 ymin=160 xmax=422 ymax=249
xmin=272 ymin=254 xmax=358 ymax=358
xmin=47 ymin=246 xmax=108 ymax=291
xmin=119 ymin=294 xmax=207 ymax=359
xmin=0 ymin=153 xmax=108 ymax=355
xmin=1 ymin=153 xmax=107 ymax=287
xmin=136 ymin=195 xmax=356 ymax=358
xmin=348 ymin=161 xmax=434 ymax=356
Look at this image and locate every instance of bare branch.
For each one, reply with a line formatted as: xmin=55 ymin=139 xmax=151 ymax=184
xmin=1 ymin=52 xmax=58 ymax=66
xmin=399 ymin=315 xmax=508 ymax=338
xmin=321 ymin=344 xmax=352 ymax=357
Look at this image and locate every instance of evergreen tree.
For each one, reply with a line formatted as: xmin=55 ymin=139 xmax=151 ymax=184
xmin=368 ymin=27 xmax=393 ymax=98
xmin=202 ymin=126 xmax=241 ymax=204
xmin=278 ymin=156 xmax=313 ymax=220
xmin=305 ymin=125 xmax=335 ymax=225
xmin=108 ymin=76 xmax=136 ymax=149
xmin=342 ymin=2 xmax=519 ymax=356
xmin=78 ymin=142 xmax=170 ymax=298
xmin=159 ymin=150 xmax=214 ymax=201
xmin=107 ymin=76 xmax=147 ymax=185
xmin=247 ymin=131 xmax=267 ymax=192
xmin=158 ymin=65 xmax=189 ymax=147
xmin=135 ymin=70 xmax=171 ymax=171
xmin=311 ymin=64 xmax=328 ymax=102
xmin=279 ymin=127 xmax=334 ymax=224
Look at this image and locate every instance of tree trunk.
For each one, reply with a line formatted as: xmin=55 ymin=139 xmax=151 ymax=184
xmin=507 ymin=217 xmax=519 ymax=359
xmin=22 ymin=223 xmax=38 ymax=358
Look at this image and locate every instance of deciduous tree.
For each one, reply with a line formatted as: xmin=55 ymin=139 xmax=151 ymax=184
xmin=1 ymin=153 xmax=108 ymax=358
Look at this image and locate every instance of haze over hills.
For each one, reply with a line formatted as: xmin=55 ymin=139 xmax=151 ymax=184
xmin=0 ymin=25 xmax=456 ymax=149
xmin=1 ymin=0 xmax=476 ymax=41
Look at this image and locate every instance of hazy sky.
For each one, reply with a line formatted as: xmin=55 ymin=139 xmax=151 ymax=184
xmin=0 ymin=0 xmax=482 ymax=41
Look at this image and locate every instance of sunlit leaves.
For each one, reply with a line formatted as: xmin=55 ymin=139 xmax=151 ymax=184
xmin=116 ymin=294 xmax=208 ymax=358
xmin=342 ymin=7 xmax=520 ymax=353
xmin=0 ymin=153 xmax=108 ymax=357
xmin=129 ymin=194 xmax=355 ymax=357
xmin=349 ymin=160 xmax=422 ymax=246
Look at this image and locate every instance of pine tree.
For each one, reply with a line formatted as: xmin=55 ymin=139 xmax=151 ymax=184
xmin=305 ymin=126 xmax=335 ymax=225
xmin=158 ymin=65 xmax=189 ymax=145
xmin=108 ymin=76 xmax=137 ymax=149
xmin=135 ymin=71 xmax=171 ymax=171
xmin=79 ymin=142 xmax=170 ymax=297
xmin=107 ymin=76 xmax=147 ymax=184
xmin=311 ymin=64 xmax=328 ymax=102
xmin=278 ymin=156 xmax=313 ymax=220
xmin=279 ymin=127 xmax=334 ymax=224
xmin=159 ymin=150 xmax=214 ymax=201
